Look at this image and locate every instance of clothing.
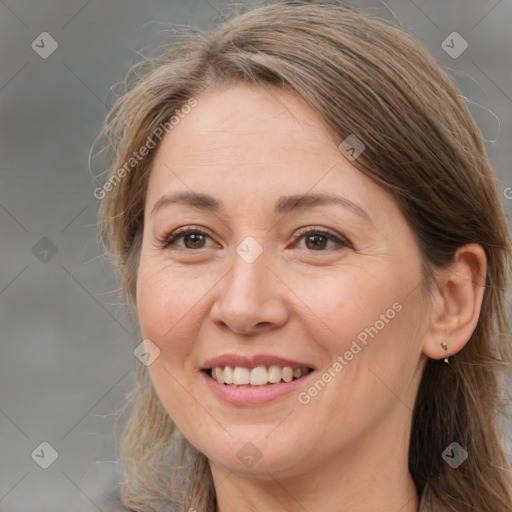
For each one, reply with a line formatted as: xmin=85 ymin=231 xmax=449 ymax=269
xmin=419 ymin=482 xmax=450 ymax=512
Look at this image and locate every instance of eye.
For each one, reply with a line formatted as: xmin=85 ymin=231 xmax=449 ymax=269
xmin=161 ymin=226 xmax=216 ymax=250
xmin=291 ymin=226 xmax=351 ymax=251
xmin=160 ymin=225 xmax=351 ymax=252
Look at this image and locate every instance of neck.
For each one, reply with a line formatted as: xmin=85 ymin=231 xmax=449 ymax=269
xmin=211 ymin=430 xmax=419 ymax=512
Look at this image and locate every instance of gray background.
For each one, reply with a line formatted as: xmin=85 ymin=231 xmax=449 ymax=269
xmin=1 ymin=0 xmax=511 ymax=510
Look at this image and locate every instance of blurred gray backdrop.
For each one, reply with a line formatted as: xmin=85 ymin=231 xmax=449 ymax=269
xmin=1 ymin=0 xmax=511 ymax=510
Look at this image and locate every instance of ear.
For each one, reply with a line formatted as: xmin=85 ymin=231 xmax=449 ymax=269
xmin=422 ymin=243 xmax=487 ymax=361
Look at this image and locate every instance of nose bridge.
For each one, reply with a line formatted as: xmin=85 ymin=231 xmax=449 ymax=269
xmin=210 ymin=236 xmax=288 ymax=333
xmin=222 ymin=231 xmax=270 ymax=289
xmin=225 ymin=239 xmax=271 ymax=306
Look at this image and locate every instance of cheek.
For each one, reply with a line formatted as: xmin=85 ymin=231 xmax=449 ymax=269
xmin=136 ymin=258 xmax=207 ymax=354
xmin=136 ymin=260 xmax=207 ymax=429
xmin=305 ymin=263 xmax=404 ymax=346
xmin=304 ymin=263 xmax=422 ymax=401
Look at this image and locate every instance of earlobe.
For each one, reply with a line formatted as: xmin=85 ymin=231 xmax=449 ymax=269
xmin=422 ymin=243 xmax=487 ymax=361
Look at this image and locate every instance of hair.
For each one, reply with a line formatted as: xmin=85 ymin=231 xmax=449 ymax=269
xmin=91 ymin=1 xmax=512 ymax=510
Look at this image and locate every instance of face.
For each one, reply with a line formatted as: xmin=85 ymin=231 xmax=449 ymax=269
xmin=136 ymin=82 xmax=430 ymax=480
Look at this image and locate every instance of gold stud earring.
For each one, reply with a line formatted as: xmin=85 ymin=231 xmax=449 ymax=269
xmin=441 ymin=341 xmax=449 ymax=364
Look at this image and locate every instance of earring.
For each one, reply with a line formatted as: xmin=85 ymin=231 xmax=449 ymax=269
xmin=441 ymin=341 xmax=449 ymax=364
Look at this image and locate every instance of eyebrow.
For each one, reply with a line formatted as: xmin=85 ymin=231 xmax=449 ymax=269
xmin=150 ymin=190 xmax=371 ymax=221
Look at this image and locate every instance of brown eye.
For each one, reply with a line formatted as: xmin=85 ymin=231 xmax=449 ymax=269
xmin=181 ymin=232 xmax=207 ymax=249
xmin=304 ymin=233 xmax=329 ymax=250
xmin=162 ymin=227 xmax=214 ymax=250
xmin=293 ymin=227 xmax=351 ymax=251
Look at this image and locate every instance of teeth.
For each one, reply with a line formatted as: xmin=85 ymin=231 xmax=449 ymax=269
xmin=250 ymin=366 xmax=268 ymax=385
xmin=268 ymin=365 xmax=282 ymax=383
xmin=223 ymin=365 xmax=234 ymax=384
xmin=213 ymin=367 xmax=224 ymax=384
xmin=210 ymin=365 xmax=310 ymax=386
xmin=282 ymin=367 xmax=293 ymax=383
xmin=233 ymin=367 xmax=250 ymax=385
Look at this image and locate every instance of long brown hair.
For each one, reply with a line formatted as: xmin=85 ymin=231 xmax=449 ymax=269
xmin=92 ymin=1 xmax=512 ymax=510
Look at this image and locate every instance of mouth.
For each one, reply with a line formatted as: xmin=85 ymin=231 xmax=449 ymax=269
xmin=200 ymin=354 xmax=316 ymax=405
xmin=204 ymin=365 xmax=314 ymax=387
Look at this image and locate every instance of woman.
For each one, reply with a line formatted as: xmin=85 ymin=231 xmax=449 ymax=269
xmin=92 ymin=1 xmax=512 ymax=510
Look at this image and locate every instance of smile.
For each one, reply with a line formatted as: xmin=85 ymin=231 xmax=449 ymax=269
xmin=200 ymin=355 xmax=316 ymax=405
xmin=209 ymin=365 xmax=312 ymax=386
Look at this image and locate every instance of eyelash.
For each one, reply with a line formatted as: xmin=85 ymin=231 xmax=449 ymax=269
xmin=160 ymin=225 xmax=351 ymax=251
xmin=292 ymin=226 xmax=351 ymax=250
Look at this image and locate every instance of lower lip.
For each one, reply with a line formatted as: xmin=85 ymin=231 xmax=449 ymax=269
xmin=202 ymin=370 xmax=314 ymax=406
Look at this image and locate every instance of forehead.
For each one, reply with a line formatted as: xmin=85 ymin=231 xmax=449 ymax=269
xmin=155 ymin=83 xmax=336 ymax=164
xmin=145 ymin=82 xmax=392 ymax=218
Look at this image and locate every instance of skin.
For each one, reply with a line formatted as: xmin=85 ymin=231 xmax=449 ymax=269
xmin=136 ymin=82 xmax=487 ymax=512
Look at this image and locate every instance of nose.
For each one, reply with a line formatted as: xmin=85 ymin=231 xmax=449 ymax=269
xmin=209 ymin=246 xmax=289 ymax=336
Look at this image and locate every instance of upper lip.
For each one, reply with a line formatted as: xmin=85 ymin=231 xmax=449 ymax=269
xmin=201 ymin=354 xmax=315 ymax=370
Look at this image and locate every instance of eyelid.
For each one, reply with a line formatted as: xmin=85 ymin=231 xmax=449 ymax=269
xmin=160 ymin=225 xmax=352 ymax=251
xmin=291 ymin=226 xmax=352 ymax=249
xmin=160 ymin=225 xmax=214 ymax=249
